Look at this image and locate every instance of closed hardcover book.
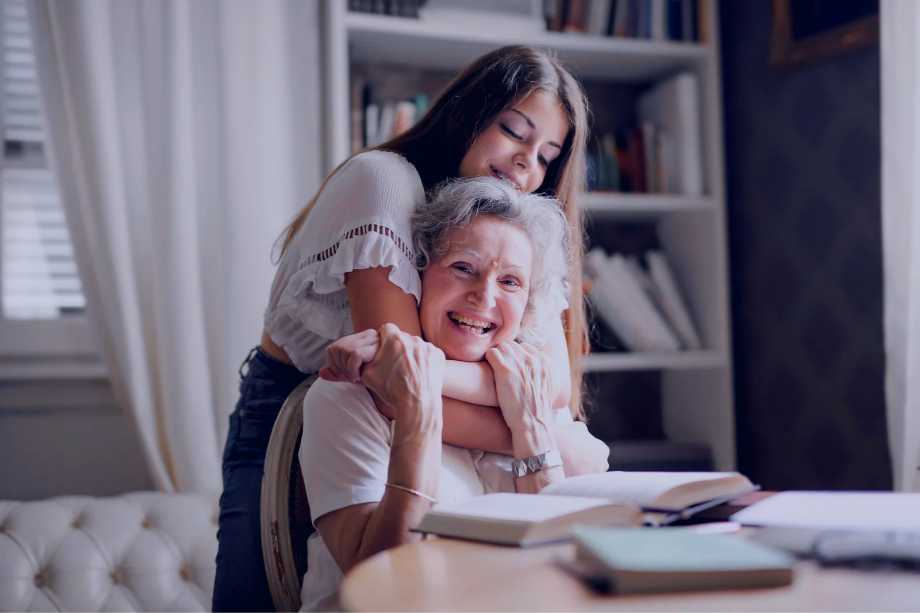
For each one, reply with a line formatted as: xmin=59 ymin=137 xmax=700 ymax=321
xmin=416 ymin=471 xmax=757 ymax=546
xmin=571 ymin=527 xmax=794 ymax=594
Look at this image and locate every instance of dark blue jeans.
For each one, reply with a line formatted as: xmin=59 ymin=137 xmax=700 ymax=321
xmin=213 ymin=347 xmax=311 ymax=612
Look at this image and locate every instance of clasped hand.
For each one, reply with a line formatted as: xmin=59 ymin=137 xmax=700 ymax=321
xmin=321 ymin=324 xmax=445 ymax=437
xmin=321 ymin=330 xmax=557 ymax=449
xmin=484 ymin=341 xmax=555 ymax=436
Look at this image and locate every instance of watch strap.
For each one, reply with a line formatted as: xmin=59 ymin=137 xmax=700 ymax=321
xmin=512 ymin=449 xmax=563 ymax=477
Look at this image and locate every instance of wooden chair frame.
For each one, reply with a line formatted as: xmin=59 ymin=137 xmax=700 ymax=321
xmin=260 ymin=377 xmax=316 ymax=612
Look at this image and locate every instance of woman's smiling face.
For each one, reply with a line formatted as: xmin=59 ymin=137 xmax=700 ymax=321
xmin=419 ymin=215 xmax=533 ymax=362
xmin=458 ymin=89 xmax=569 ymax=194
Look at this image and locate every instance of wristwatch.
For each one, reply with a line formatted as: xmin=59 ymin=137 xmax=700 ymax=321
xmin=512 ymin=449 xmax=563 ymax=478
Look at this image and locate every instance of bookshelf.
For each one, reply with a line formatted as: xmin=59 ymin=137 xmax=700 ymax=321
xmin=582 ymin=192 xmax=714 ymax=217
xmin=320 ymin=1 xmax=735 ymax=471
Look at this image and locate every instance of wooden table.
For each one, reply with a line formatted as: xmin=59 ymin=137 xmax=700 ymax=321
xmin=340 ymin=536 xmax=920 ymax=611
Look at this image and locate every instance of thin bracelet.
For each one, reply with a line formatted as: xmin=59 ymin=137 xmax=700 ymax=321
xmin=385 ymin=482 xmax=438 ymax=504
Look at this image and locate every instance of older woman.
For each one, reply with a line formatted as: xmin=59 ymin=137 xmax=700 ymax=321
xmin=298 ymin=177 xmax=606 ymax=609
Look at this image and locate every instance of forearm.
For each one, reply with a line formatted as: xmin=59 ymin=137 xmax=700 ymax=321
xmin=369 ymin=392 xmax=511 ymax=454
xmin=351 ymin=424 xmax=442 ymax=570
xmin=461 ymin=354 xmax=566 ymax=410
xmin=443 ymin=360 xmax=497 ymax=406
xmin=442 ymin=397 xmax=512 ymax=454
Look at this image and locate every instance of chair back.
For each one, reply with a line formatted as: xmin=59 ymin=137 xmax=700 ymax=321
xmin=260 ymin=376 xmax=316 ymax=612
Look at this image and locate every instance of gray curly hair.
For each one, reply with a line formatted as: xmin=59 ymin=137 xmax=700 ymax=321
xmin=412 ymin=177 xmax=571 ymax=344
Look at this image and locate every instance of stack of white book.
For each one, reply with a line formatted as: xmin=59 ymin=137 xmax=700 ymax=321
xmin=585 ymin=247 xmax=701 ymax=352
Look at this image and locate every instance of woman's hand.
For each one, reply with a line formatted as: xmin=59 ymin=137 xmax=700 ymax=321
xmin=555 ymin=421 xmax=610 ymax=476
xmin=484 ymin=341 xmax=558 ymax=459
xmin=360 ymin=323 xmax=446 ymax=442
xmin=320 ymin=329 xmax=380 ymax=383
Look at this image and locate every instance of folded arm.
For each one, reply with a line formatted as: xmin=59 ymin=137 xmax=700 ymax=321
xmin=345 ymin=267 xmax=511 ymax=452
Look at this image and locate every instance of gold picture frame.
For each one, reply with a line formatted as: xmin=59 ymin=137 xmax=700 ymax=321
xmin=770 ymin=0 xmax=878 ymax=68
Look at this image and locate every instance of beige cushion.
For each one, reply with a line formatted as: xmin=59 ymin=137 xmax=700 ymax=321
xmin=0 ymin=492 xmax=217 ymax=612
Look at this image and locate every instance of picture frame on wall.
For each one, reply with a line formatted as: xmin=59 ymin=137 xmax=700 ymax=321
xmin=770 ymin=0 xmax=879 ymax=68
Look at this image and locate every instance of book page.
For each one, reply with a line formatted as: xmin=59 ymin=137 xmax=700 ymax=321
xmin=732 ymin=492 xmax=920 ymax=531
xmin=541 ymin=471 xmax=749 ymax=510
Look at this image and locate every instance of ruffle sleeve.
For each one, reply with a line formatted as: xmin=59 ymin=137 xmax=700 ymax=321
xmin=265 ymin=151 xmax=424 ymax=347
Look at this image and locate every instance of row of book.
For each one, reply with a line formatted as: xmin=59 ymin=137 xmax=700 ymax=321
xmin=351 ymin=69 xmax=701 ymax=195
xmin=585 ymin=247 xmax=702 ymax=352
xmin=351 ymin=80 xmax=429 ymax=150
xmin=588 ymin=125 xmax=674 ymax=193
xmin=590 ymin=72 xmax=703 ymax=195
xmin=348 ymin=0 xmax=426 ymax=18
xmin=546 ymin=0 xmax=704 ymax=42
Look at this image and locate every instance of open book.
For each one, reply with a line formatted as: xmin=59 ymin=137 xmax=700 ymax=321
xmin=415 ymin=471 xmax=757 ymax=546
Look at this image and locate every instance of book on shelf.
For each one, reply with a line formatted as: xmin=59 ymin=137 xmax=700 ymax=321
xmin=638 ymin=72 xmax=703 ymax=196
xmin=544 ymin=0 xmax=703 ymax=40
xmin=563 ymin=0 xmax=589 ymax=32
xmin=611 ymin=0 xmax=630 ymax=37
xmin=587 ymin=0 xmax=615 ymax=36
xmin=419 ymin=0 xmax=546 ymax=32
xmin=647 ymin=250 xmax=702 ymax=349
xmin=587 ymin=122 xmax=672 ymax=194
xmin=569 ymin=526 xmax=794 ymax=594
xmin=585 ymin=248 xmax=681 ymax=352
xmin=650 ymin=0 xmax=666 ymax=40
xmin=415 ymin=471 xmax=757 ymax=546
xmin=349 ymin=0 xmax=424 ymax=18
xmin=585 ymin=247 xmax=702 ymax=352
xmin=352 ymin=79 xmax=428 ymax=151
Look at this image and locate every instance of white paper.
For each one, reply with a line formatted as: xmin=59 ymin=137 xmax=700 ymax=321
xmin=732 ymin=492 xmax=920 ymax=531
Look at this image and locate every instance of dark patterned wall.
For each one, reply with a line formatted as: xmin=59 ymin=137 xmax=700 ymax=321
xmin=720 ymin=1 xmax=891 ymax=490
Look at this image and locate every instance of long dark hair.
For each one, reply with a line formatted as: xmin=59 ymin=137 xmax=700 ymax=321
xmin=278 ymin=45 xmax=591 ymax=417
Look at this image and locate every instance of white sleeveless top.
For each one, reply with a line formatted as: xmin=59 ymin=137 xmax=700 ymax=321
xmin=264 ymin=151 xmax=425 ymax=373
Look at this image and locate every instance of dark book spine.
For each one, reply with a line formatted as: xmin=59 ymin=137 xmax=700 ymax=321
xmin=667 ymin=0 xmax=683 ymax=40
xmin=564 ymin=0 xmax=589 ymax=31
xmin=552 ymin=0 xmax=570 ymax=32
xmin=606 ymin=0 xmax=619 ymax=35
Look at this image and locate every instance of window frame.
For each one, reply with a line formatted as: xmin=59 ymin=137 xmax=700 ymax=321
xmin=0 ymin=0 xmax=104 ymax=381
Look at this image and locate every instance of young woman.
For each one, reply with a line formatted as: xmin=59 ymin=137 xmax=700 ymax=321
xmin=213 ymin=45 xmax=604 ymax=612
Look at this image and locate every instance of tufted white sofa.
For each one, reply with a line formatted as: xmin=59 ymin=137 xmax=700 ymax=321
xmin=0 ymin=492 xmax=218 ymax=612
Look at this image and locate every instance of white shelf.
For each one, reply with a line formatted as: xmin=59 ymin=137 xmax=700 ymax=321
xmin=582 ymin=192 xmax=714 ymax=218
xmin=582 ymin=351 xmax=725 ymax=372
xmin=345 ymin=12 xmax=711 ymax=81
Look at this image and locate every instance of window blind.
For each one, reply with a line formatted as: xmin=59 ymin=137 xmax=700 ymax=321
xmin=1 ymin=0 xmax=85 ymax=319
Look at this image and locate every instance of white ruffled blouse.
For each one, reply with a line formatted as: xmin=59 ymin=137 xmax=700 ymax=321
xmin=264 ymin=150 xmax=424 ymax=373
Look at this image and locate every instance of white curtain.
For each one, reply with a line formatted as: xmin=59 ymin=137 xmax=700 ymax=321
xmin=881 ymin=1 xmax=920 ymax=492
xmin=29 ymin=0 xmax=322 ymax=492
